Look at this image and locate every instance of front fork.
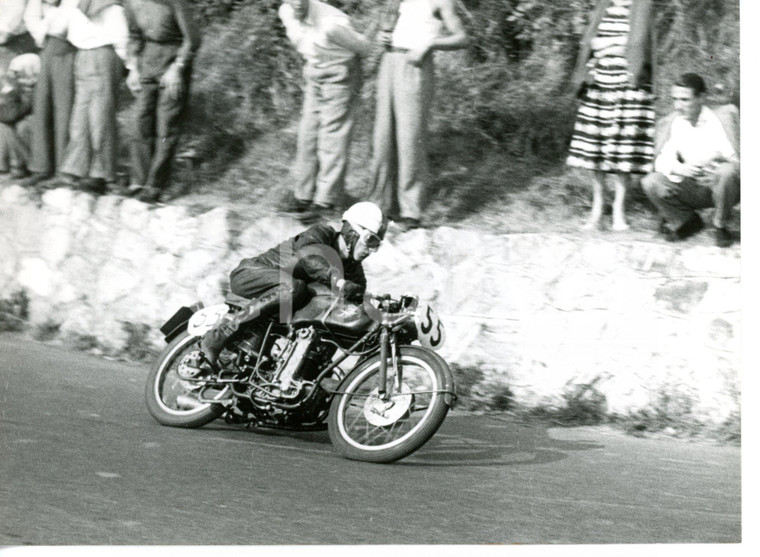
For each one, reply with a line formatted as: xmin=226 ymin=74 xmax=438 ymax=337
xmin=377 ymin=327 xmax=402 ymax=401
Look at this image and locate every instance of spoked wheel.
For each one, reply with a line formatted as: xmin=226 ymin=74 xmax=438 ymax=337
xmin=328 ymin=346 xmax=451 ymax=463
xmin=145 ymin=331 xmax=229 ymax=428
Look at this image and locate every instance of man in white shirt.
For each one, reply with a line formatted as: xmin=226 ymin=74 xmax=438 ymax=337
xmin=58 ymin=0 xmax=128 ymax=192
xmin=642 ymin=72 xmax=740 ymax=247
xmin=278 ymin=0 xmax=374 ymax=223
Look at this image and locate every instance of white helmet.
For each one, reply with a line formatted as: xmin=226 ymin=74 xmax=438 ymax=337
xmin=342 ymin=202 xmax=388 ymax=240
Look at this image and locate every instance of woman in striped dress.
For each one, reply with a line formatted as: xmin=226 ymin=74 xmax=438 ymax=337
xmin=567 ymin=0 xmax=655 ymax=231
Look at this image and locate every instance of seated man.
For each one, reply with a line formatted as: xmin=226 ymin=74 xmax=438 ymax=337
xmin=642 ymin=72 xmax=740 ymax=247
xmin=0 ymin=53 xmax=39 ymax=178
xmin=199 ymin=201 xmax=388 ymax=371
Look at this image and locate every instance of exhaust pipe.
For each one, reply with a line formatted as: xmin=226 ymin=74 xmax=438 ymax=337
xmin=176 ymin=394 xmax=205 ymax=410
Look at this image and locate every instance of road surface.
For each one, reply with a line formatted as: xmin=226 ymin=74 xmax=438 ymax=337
xmin=0 ymin=335 xmax=741 ymax=545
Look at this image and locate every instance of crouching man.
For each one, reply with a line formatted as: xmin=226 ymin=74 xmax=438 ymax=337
xmin=642 ymin=72 xmax=739 ymax=247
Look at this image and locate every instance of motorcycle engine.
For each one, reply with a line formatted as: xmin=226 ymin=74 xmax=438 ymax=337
xmin=245 ymin=327 xmax=332 ymax=400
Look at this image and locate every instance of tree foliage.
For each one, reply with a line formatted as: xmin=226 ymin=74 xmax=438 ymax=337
xmin=182 ymin=0 xmax=739 ymax=165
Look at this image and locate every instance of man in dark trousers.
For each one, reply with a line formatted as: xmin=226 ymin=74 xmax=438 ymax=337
xmin=22 ymin=0 xmax=76 ymax=186
xmin=123 ymin=0 xmax=200 ymax=203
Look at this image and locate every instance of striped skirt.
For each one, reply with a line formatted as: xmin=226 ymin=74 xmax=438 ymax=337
xmin=567 ymin=56 xmax=655 ymax=174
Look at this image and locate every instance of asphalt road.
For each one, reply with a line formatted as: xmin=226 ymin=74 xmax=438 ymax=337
xmin=0 ymin=335 xmax=741 ymax=545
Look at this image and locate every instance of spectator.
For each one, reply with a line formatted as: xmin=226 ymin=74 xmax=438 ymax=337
xmin=22 ymin=0 xmax=77 ymax=187
xmin=0 ymin=0 xmax=37 ymax=73
xmin=0 ymin=53 xmax=40 ymax=177
xmin=57 ymin=0 xmax=128 ymax=193
xmin=123 ymin=0 xmax=201 ymax=203
xmin=367 ymin=0 xmax=468 ymax=232
xmin=641 ymin=72 xmax=739 ymax=248
xmin=567 ymin=0 xmax=656 ymax=231
xmin=278 ymin=0 xmax=374 ymax=224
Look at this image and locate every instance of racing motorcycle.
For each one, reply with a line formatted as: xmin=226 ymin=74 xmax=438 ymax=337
xmin=145 ymin=283 xmax=456 ymax=463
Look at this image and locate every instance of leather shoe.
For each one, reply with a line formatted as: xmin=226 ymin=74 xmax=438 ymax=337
xmin=665 ymin=213 xmax=704 ymax=242
xmin=80 ymin=177 xmax=107 ymax=194
xmin=280 ymin=196 xmax=311 ymax=214
xmin=394 ymin=217 xmax=422 ymax=232
xmin=20 ymin=173 xmax=52 ymax=187
xmin=299 ymin=203 xmax=337 ymax=224
xmin=137 ymin=187 xmax=162 ymax=203
xmin=714 ymin=227 xmax=735 ymax=248
xmin=10 ymin=167 xmax=30 ymax=180
xmin=657 ymin=218 xmax=670 ymax=236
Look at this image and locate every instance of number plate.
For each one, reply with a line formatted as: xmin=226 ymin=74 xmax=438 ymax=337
xmin=187 ymin=304 xmax=230 ymax=337
xmin=414 ymin=304 xmax=446 ymax=350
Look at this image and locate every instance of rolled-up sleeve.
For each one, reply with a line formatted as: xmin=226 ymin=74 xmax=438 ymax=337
xmin=324 ymin=17 xmax=372 ymax=57
xmin=23 ymin=0 xmax=47 ymax=47
xmin=0 ymin=0 xmax=27 ymax=42
xmin=278 ymin=3 xmax=304 ymax=48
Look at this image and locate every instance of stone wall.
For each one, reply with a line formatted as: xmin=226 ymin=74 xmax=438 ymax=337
xmin=1 ymin=184 xmax=740 ymax=424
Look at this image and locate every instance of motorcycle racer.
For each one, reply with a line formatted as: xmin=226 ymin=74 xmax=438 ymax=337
xmin=199 ymin=201 xmax=388 ymax=370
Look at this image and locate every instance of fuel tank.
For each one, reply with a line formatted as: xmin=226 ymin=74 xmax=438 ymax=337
xmin=292 ymin=284 xmax=375 ymax=337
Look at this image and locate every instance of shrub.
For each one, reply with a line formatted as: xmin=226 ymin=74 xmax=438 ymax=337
xmin=449 ymin=363 xmax=485 ymax=406
xmin=0 ymin=290 xmax=29 ymax=333
xmin=122 ymin=322 xmax=158 ymax=363
xmin=623 ymin=384 xmax=703 ymax=437
xmin=525 ymin=376 xmax=609 ymax=425
xmin=33 ymin=320 xmax=61 ymax=342
xmin=557 ymin=377 xmax=608 ymax=424
xmin=177 ymin=0 xmax=739 ymax=181
xmin=70 ymin=333 xmax=100 ymax=352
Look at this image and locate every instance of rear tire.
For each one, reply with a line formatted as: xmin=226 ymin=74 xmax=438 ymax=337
xmin=328 ymin=346 xmax=450 ymax=463
xmin=145 ymin=331 xmax=226 ymax=428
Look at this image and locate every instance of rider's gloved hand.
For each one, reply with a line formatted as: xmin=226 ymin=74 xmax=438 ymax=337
xmin=335 ymin=278 xmax=365 ymax=303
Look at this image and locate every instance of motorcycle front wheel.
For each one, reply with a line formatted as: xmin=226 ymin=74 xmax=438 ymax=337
xmin=145 ymin=331 xmax=227 ymax=428
xmin=328 ymin=346 xmax=451 ymax=463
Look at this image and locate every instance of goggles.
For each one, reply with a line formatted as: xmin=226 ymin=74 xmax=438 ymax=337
xmin=359 ymin=227 xmax=383 ymax=249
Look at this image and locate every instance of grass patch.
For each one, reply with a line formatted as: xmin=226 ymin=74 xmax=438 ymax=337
xmin=450 ymin=364 xmax=517 ymax=412
xmin=70 ymin=333 xmax=100 ymax=352
xmin=448 ymin=363 xmax=484 ymax=408
xmin=525 ymin=377 xmax=609 ymax=426
xmin=122 ymin=322 xmax=160 ymax=363
xmin=621 ymin=386 xmax=703 ymax=438
xmin=0 ymin=290 xmax=29 ymax=332
xmin=33 ymin=320 xmax=61 ymax=342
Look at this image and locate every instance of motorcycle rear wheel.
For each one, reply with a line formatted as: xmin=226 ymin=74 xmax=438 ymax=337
xmin=328 ymin=346 xmax=450 ymax=463
xmin=145 ymin=331 xmax=227 ymax=428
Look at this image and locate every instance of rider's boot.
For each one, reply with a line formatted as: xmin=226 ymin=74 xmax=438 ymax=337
xmin=198 ymin=288 xmax=283 ymax=371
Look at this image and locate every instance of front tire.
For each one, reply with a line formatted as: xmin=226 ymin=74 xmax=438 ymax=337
xmin=145 ymin=331 xmax=227 ymax=428
xmin=328 ymin=346 xmax=451 ymax=463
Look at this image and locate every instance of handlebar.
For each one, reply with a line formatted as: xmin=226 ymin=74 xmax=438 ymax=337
xmin=366 ymin=293 xmax=418 ymax=314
